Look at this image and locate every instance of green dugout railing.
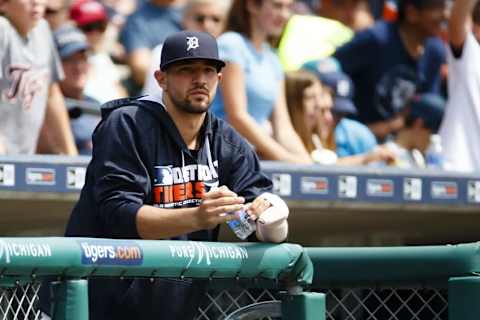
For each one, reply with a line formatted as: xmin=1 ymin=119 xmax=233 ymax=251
xmin=306 ymin=242 xmax=480 ymax=320
xmin=0 ymin=237 xmax=324 ymax=320
xmin=3 ymin=239 xmax=480 ymax=319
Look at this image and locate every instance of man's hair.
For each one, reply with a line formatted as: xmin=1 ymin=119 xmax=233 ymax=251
xmin=397 ymin=0 xmax=447 ymax=22
xmin=403 ymin=93 xmax=445 ymax=132
xmin=473 ymin=0 xmax=480 ymax=25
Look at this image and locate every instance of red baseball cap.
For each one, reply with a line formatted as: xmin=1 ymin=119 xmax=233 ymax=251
xmin=70 ymin=0 xmax=107 ymax=27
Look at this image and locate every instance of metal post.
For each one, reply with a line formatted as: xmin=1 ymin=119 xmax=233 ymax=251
xmin=52 ymin=279 xmax=89 ymax=320
xmin=448 ymin=276 xmax=480 ymax=320
xmin=282 ymin=290 xmax=326 ymax=320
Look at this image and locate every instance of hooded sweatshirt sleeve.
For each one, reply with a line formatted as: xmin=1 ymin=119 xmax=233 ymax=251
xmin=226 ymin=140 xmax=273 ymax=202
xmin=91 ymin=106 xmax=151 ymax=238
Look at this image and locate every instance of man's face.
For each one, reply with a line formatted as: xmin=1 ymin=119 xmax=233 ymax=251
xmin=317 ymin=0 xmax=359 ymax=28
xmin=414 ymin=3 xmax=449 ymax=38
xmin=158 ymin=60 xmax=221 ymax=114
xmin=44 ymin=0 xmax=67 ymax=30
xmin=60 ymin=50 xmax=90 ymax=97
xmin=183 ymin=3 xmax=227 ymax=38
xmin=1 ymin=0 xmax=47 ymax=33
xmin=414 ymin=125 xmax=432 ymax=153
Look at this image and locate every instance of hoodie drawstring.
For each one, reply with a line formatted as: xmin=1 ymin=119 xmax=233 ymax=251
xmin=205 ymin=137 xmax=218 ymax=179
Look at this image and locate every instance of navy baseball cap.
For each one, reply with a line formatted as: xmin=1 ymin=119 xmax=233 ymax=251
xmin=54 ymin=25 xmax=90 ymax=59
xmin=160 ymin=31 xmax=225 ymax=71
xmin=319 ymin=71 xmax=357 ymax=115
xmin=302 ymin=58 xmax=357 ymax=115
xmin=409 ymin=93 xmax=445 ymax=132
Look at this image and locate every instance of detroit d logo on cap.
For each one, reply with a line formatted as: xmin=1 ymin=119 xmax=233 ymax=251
xmin=186 ymin=36 xmax=199 ymax=51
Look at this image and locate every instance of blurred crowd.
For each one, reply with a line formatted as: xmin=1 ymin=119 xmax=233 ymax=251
xmin=1 ymin=0 xmax=479 ymax=172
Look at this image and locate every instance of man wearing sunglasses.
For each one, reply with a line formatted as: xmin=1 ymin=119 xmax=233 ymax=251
xmin=44 ymin=0 xmax=69 ymax=30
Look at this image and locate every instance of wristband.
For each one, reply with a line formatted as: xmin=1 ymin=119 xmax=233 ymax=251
xmin=255 ymin=192 xmax=289 ymax=243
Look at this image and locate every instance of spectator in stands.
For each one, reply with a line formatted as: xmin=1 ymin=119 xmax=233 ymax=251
xmin=333 ymin=0 xmax=448 ymax=141
xmin=46 ymin=30 xmax=289 ymax=320
xmin=70 ymin=0 xmax=128 ymax=103
xmin=142 ymin=0 xmax=231 ymax=100
xmin=45 ymin=0 xmax=71 ymax=30
xmin=119 ymin=0 xmax=185 ymax=90
xmin=54 ymin=25 xmax=101 ymax=154
xmin=277 ymin=0 xmax=375 ymax=71
xmin=211 ymin=0 xmax=312 ymax=164
xmin=305 ymin=60 xmax=380 ymax=158
xmin=438 ymin=0 xmax=480 ymax=172
xmin=0 ymin=0 xmax=77 ymax=155
xmin=102 ymin=0 xmax=136 ymax=22
xmin=285 ymin=68 xmax=395 ymax=165
xmin=382 ymin=93 xmax=445 ymax=168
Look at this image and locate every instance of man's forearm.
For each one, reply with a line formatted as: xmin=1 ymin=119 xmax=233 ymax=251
xmin=41 ymin=83 xmax=78 ymax=155
xmin=136 ymin=205 xmax=200 ymax=239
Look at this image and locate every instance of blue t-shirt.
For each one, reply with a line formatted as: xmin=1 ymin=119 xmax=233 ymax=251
xmin=211 ymin=32 xmax=284 ymax=124
xmin=120 ymin=2 xmax=182 ymax=54
xmin=335 ymin=118 xmax=377 ymax=157
xmin=70 ymin=96 xmax=101 ymax=155
xmin=333 ymin=22 xmax=446 ymax=123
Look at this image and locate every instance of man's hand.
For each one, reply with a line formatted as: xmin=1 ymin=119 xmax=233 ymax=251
xmin=363 ymin=145 xmax=397 ymax=165
xmin=247 ymin=193 xmax=290 ymax=243
xmin=195 ymin=186 xmax=245 ymax=230
xmin=245 ymin=196 xmax=272 ymax=221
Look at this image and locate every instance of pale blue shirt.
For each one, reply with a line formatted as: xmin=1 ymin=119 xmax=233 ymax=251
xmin=211 ymin=32 xmax=284 ymax=125
xmin=335 ymin=118 xmax=377 ymax=157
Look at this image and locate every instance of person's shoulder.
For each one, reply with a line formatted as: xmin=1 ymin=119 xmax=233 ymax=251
xmin=130 ymin=1 xmax=151 ymax=15
xmin=338 ymin=118 xmax=376 ymax=139
xmin=217 ymin=32 xmax=250 ymax=62
xmin=211 ymin=115 xmax=253 ymax=153
xmin=30 ymin=20 xmax=54 ymax=44
xmin=340 ymin=21 xmax=385 ymax=48
xmin=35 ymin=19 xmax=52 ymax=33
xmin=0 ymin=17 xmax=11 ymax=43
xmin=366 ymin=21 xmax=394 ymax=43
xmin=425 ymin=37 xmax=446 ymax=55
xmin=463 ymin=32 xmax=480 ymax=56
xmin=100 ymin=98 xmax=159 ymax=127
xmin=0 ymin=16 xmax=11 ymax=29
xmin=340 ymin=117 xmax=371 ymax=131
xmin=218 ymin=31 xmax=247 ymax=47
xmin=123 ymin=2 xmax=151 ymax=24
xmin=0 ymin=16 xmax=15 ymax=37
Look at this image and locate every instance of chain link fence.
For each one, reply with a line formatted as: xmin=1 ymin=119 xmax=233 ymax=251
xmin=0 ymin=282 xmax=448 ymax=320
xmin=324 ymin=288 xmax=447 ymax=320
xmin=0 ymin=282 xmax=41 ymax=320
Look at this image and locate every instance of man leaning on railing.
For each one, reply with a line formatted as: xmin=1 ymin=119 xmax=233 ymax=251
xmin=40 ymin=31 xmax=290 ymax=320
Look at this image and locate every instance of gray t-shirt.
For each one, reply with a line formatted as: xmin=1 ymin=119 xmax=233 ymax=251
xmin=0 ymin=18 xmax=64 ymax=154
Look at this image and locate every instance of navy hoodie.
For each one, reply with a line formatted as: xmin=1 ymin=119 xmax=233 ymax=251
xmin=63 ymin=97 xmax=273 ymax=319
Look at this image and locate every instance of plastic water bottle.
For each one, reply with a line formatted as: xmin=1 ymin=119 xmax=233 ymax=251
xmin=425 ymin=134 xmax=444 ymax=169
xmin=226 ymin=209 xmax=256 ymax=240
